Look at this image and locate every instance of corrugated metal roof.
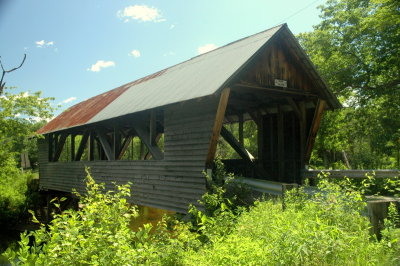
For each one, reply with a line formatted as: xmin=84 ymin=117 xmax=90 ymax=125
xmin=88 ymin=25 xmax=282 ymax=124
xmin=38 ymin=24 xmax=339 ymax=134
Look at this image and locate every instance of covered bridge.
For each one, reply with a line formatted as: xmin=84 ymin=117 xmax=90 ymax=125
xmin=37 ymin=24 xmax=340 ymax=213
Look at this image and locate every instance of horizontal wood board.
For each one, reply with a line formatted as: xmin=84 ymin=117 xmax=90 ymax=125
xmin=40 ymin=98 xmax=219 ymax=213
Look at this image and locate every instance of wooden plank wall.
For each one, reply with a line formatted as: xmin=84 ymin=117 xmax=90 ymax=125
xmin=261 ymin=108 xmax=315 ymax=183
xmin=39 ymin=97 xmax=219 ymax=213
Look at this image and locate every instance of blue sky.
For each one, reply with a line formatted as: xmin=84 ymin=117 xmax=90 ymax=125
xmin=0 ymin=0 xmax=325 ymax=114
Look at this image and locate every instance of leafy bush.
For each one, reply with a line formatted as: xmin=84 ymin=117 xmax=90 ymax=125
xmin=183 ymin=178 xmax=400 ymax=265
xmin=0 ymin=153 xmax=37 ymax=227
xmin=4 ymin=168 xmax=400 ymax=265
xmin=4 ymin=170 xmax=139 ymax=265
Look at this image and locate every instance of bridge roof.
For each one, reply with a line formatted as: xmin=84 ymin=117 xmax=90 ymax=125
xmin=37 ymin=24 xmax=340 ymax=135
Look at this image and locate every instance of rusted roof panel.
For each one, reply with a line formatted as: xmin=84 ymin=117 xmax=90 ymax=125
xmin=36 ymin=85 xmax=129 ymax=134
xmin=37 ymin=70 xmax=168 ymax=134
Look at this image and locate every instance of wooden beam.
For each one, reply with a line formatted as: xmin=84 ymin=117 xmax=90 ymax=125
xmin=88 ymin=131 xmax=94 ymax=161
xmin=286 ymin=97 xmax=303 ymax=122
xmin=97 ymin=128 xmax=115 ymax=160
xmin=144 ymin=133 xmax=162 ymax=160
xmin=53 ymin=133 xmax=68 ymax=162
xmin=238 ymin=113 xmax=244 ymax=146
xmin=299 ymin=101 xmax=306 ymax=169
xmin=149 ymin=110 xmax=156 ymax=146
xmin=206 ymin=88 xmax=230 ymax=167
xmin=249 ymin=111 xmax=261 ymax=127
xmin=71 ymin=134 xmax=75 ymax=161
xmin=48 ymin=133 xmax=54 ymax=162
xmin=221 ymin=126 xmax=254 ymax=162
xmin=75 ymin=132 xmax=89 ymax=161
xmin=256 ymin=112 xmax=264 ymax=162
xmin=113 ymin=126 xmax=121 ymax=160
xmin=233 ymin=84 xmax=317 ymax=97
xmin=277 ymin=106 xmax=284 ymax=182
xmin=305 ymin=99 xmax=326 ymax=163
xmin=133 ymin=121 xmax=163 ymax=160
xmin=117 ymin=134 xmax=133 ymax=160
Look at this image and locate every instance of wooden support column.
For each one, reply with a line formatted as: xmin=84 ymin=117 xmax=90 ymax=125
xmin=70 ymin=134 xmax=75 ymax=161
xmin=133 ymin=120 xmax=163 ymax=160
xmin=118 ymin=134 xmax=133 ymax=160
xmin=305 ymin=99 xmax=326 ymax=163
xmin=298 ymin=102 xmax=306 ymax=170
xmin=139 ymin=140 xmax=145 ymax=160
xmin=97 ymin=128 xmax=115 ymax=160
xmin=149 ymin=110 xmax=156 ymax=146
xmin=256 ymin=112 xmax=264 ymax=163
xmin=88 ymin=131 xmax=95 ymax=161
xmin=48 ymin=133 xmax=54 ymax=162
xmin=75 ymin=132 xmax=89 ymax=161
xmin=277 ymin=106 xmax=284 ymax=182
xmin=53 ymin=133 xmax=68 ymax=162
xmin=206 ymin=88 xmax=230 ymax=167
xmin=238 ymin=113 xmax=244 ymax=146
xmin=113 ymin=126 xmax=121 ymax=160
xmin=221 ymin=126 xmax=254 ymax=162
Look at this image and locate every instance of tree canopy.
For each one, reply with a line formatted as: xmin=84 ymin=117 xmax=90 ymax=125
xmin=298 ymin=0 xmax=400 ymax=169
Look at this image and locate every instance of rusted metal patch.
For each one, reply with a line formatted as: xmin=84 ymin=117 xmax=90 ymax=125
xmin=37 ymin=69 xmax=168 ymax=135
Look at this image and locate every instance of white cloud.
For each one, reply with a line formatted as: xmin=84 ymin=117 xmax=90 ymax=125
xmin=163 ymin=51 xmax=176 ymax=57
xmin=60 ymin=97 xmax=77 ymax=104
xmin=36 ymin=40 xmax=55 ymax=48
xmin=118 ymin=5 xmax=164 ymax=22
xmin=169 ymin=24 xmax=175 ymax=29
xmin=129 ymin=49 xmax=141 ymax=58
xmin=197 ymin=43 xmax=218 ymax=54
xmin=87 ymin=60 xmax=115 ymax=72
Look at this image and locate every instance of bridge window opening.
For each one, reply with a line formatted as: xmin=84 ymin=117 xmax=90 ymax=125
xmin=216 ymin=116 xmax=259 ymax=178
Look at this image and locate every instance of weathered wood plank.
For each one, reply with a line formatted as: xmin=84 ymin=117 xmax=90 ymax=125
xmin=206 ymin=88 xmax=230 ymax=166
xmin=305 ymin=99 xmax=326 ymax=163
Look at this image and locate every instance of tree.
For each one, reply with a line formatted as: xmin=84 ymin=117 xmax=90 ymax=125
xmin=0 ymin=87 xmax=54 ymax=227
xmin=298 ymin=0 xmax=400 ymax=169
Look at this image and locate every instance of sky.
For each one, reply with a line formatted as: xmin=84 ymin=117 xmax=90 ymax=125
xmin=0 ymin=0 xmax=326 ymax=115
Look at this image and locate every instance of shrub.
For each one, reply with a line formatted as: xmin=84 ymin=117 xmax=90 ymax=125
xmin=4 ymin=170 xmax=139 ymax=265
xmin=0 ymin=154 xmax=37 ymax=227
xmin=183 ymin=178 xmax=400 ymax=265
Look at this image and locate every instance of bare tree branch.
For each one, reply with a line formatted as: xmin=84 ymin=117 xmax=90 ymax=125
xmin=0 ymin=54 xmax=27 ymax=95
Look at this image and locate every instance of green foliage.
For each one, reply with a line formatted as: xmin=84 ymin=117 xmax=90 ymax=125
xmin=299 ymin=0 xmax=400 ymax=169
xmin=4 ymin=167 xmax=400 ymax=265
xmin=4 ymin=170 xmax=139 ymax=265
xmin=183 ymin=177 xmax=400 ymax=265
xmin=0 ymin=151 xmax=39 ymax=229
xmin=187 ymin=159 xmax=251 ymax=245
xmin=0 ymin=87 xmax=54 ymax=232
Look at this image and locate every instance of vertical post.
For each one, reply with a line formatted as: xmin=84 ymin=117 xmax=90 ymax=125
xmin=238 ymin=113 xmax=244 ymax=146
xmin=71 ymin=134 xmax=75 ymax=161
xmin=206 ymin=88 xmax=231 ymax=167
xmin=277 ymin=106 xmax=284 ymax=182
xmin=88 ymin=131 xmax=94 ymax=161
xmin=299 ymin=102 xmax=306 ymax=170
xmin=150 ymin=110 xmax=156 ymax=146
xmin=48 ymin=133 xmax=54 ymax=162
xmin=256 ymin=112 xmax=264 ymax=162
xmin=113 ymin=126 xmax=120 ymax=160
xmin=367 ymin=200 xmax=396 ymax=240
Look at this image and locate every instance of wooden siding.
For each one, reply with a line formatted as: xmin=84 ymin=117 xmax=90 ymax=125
xmin=39 ymin=97 xmax=219 ymax=213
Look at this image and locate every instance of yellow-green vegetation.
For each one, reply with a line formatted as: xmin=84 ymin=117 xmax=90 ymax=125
xmin=4 ymin=168 xmax=400 ymax=265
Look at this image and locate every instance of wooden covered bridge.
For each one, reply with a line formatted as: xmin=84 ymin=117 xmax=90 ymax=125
xmin=37 ymin=24 xmax=341 ymax=212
